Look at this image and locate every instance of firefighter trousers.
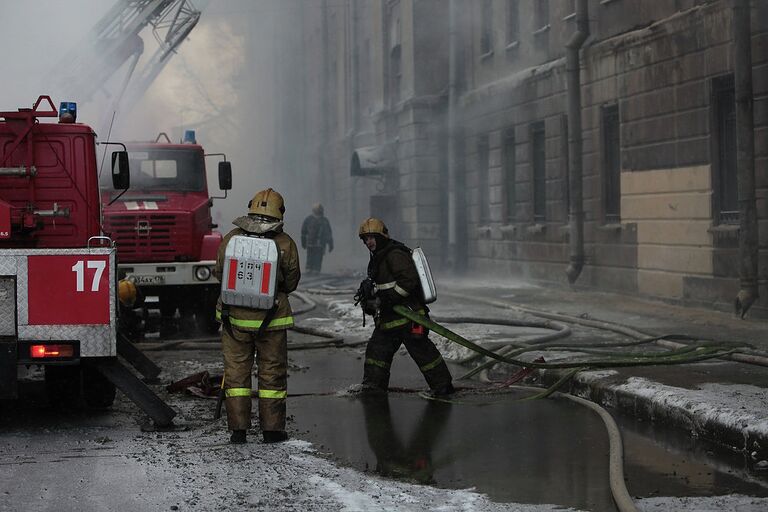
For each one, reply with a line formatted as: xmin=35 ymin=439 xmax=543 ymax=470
xmin=362 ymin=324 xmax=453 ymax=392
xmin=305 ymin=246 xmax=324 ymax=272
xmin=221 ymin=326 xmax=288 ymax=432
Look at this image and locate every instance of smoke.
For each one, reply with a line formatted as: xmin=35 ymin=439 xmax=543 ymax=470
xmin=0 ymin=0 xmax=367 ymax=273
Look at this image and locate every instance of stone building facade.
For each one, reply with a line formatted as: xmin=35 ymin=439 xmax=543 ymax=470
xmin=280 ymin=0 xmax=768 ymax=314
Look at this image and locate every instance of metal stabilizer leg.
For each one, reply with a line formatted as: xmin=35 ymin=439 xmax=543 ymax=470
xmin=116 ymin=333 xmax=162 ymax=382
xmin=94 ymin=358 xmax=176 ymax=427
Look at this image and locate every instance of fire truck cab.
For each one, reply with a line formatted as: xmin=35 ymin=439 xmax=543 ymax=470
xmin=100 ymin=131 xmax=232 ymax=337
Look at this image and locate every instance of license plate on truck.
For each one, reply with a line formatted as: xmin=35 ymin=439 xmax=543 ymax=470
xmin=133 ymin=275 xmax=165 ymax=285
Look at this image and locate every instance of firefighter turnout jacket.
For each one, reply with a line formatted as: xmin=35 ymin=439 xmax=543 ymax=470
xmin=367 ymin=239 xmax=425 ymax=330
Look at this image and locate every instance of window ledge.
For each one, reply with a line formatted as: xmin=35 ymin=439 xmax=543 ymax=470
xmin=708 ymin=224 xmax=740 ymax=234
xmin=562 ymin=13 xmax=576 ymax=21
xmin=600 ymin=0 xmax=619 ymax=5
xmin=505 ymin=40 xmax=520 ymax=51
xmin=598 ymin=223 xmax=623 ymax=232
xmin=476 ymin=225 xmax=492 ymax=238
xmin=480 ymin=50 xmax=494 ymax=61
xmin=526 ymin=223 xmax=546 ymax=234
xmin=532 ymin=24 xmax=550 ymax=36
xmin=500 ymin=224 xmax=517 ymax=237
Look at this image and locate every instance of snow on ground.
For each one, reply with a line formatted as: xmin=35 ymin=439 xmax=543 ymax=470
xmin=124 ymin=409 xmax=584 ymax=512
xmin=636 ymin=495 xmax=768 ymax=511
xmin=615 ymin=378 xmax=768 ymax=446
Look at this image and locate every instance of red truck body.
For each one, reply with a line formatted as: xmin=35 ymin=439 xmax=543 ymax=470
xmin=100 ymin=138 xmax=223 ymax=335
xmin=0 ymin=97 xmax=119 ymax=405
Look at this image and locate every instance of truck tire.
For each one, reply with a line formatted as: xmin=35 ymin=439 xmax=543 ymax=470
xmin=196 ymin=289 xmax=220 ymax=335
xmin=82 ymin=365 xmax=116 ymax=409
xmin=44 ymin=365 xmax=82 ymax=406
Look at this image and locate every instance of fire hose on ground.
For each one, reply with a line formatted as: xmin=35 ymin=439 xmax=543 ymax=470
xmin=168 ymin=282 xmax=755 ymax=512
xmin=391 ymin=305 xmax=750 ymax=512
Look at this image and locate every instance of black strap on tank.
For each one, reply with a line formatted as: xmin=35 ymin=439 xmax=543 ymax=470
xmin=221 ymin=303 xmax=236 ymax=339
xmin=257 ymin=304 xmax=279 ymax=338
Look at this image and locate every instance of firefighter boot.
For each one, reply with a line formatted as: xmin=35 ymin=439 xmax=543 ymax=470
xmin=430 ymin=383 xmax=455 ymax=397
xmin=230 ymin=430 xmax=247 ymax=444
xmin=262 ymin=431 xmax=288 ymax=443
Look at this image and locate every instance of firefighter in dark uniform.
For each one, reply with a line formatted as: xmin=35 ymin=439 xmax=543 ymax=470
xmin=356 ymin=218 xmax=454 ymax=395
xmin=214 ymin=188 xmax=301 ymax=444
xmin=301 ymin=202 xmax=333 ymax=274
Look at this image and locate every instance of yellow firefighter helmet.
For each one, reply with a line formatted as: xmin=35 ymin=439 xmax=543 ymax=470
xmin=358 ymin=217 xmax=389 ymax=239
xmin=118 ymin=279 xmax=137 ymax=307
xmin=248 ymin=188 xmax=285 ymax=220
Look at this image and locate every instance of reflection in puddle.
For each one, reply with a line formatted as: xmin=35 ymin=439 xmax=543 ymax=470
xmin=289 ymin=349 xmax=768 ymax=511
xmin=361 ymin=393 xmax=452 ymax=485
xmin=293 ymin=390 xmax=615 ymax=511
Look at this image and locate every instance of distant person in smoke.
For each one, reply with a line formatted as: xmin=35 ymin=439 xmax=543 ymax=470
xmin=355 ymin=218 xmax=454 ymax=396
xmin=301 ymin=203 xmax=333 ymax=274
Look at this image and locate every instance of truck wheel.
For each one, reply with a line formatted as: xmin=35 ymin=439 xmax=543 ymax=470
xmin=196 ymin=291 xmax=220 ymax=335
xmin=197 ymin=310 xmax=220 ymax=335
xmin=82 ymin=365 xmax=116 ymax=409
xmin=45 ymin=365 xmax=82 ymax=405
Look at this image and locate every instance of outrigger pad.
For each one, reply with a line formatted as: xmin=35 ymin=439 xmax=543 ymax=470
xmin=94 ymin=358 xmax=176 ymax=428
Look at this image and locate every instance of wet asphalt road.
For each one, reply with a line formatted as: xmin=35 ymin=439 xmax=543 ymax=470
xmin=1 ymin=283 xmax=768 ymax=511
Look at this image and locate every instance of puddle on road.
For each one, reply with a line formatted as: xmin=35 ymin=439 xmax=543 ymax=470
xmin=289 ymin=348 xmax=768 ymax=511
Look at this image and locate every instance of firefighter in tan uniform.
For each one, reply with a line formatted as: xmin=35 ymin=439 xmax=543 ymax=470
xmin=356 ymin=218 xmax=454 ymax=395
xmin=214 ymin=188 xmax=300 ymax=444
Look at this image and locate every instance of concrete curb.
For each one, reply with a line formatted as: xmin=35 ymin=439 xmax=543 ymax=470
xmin=538 ymin=369 xmax=768 ymax=466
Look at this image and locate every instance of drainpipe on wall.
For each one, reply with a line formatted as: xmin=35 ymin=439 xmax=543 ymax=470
xmin=564 ymin=0 xmax=590 ymax=284
xmin=447 ymin=0 xmax=466 ymax=272
xmin=733 ymin=0 xmax=759 ymax=317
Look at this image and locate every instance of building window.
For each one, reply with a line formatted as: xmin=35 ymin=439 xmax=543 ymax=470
xmin=531 ymin=122 xmax=546 ymax=222
xmin=478 ymin=136 xmax=490 ymax=223
xmin=389 ymin=45 xmax=401 ymax=105
xmin=561 ymin=114 xmax=570 ymax=216
xmin=506 ymin=0 xmax=519 ymax=45
xmin=713 ymin=74 xmax=737 ymax=224
xmin=386 ymin=2 xmax=401 ymax=107
xmin=480 ymin=0 xmax=493 ymax=55
xmin=602 ymin=104 xmax=621 ymax=223
xmin=534 ymin=0 xmax=550 ymax=30
xmin=502 ymin=128 xmax=516 ymax=223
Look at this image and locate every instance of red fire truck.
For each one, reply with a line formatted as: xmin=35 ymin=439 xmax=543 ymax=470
xmin=100 ymin=131 xmax=231 ymax=337
xmin=0 ymin=96 xmax=174 ymax=425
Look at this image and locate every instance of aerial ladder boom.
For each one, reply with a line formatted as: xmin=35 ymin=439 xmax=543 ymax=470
xmin=59 ymin=0 xmax=201 ymax=108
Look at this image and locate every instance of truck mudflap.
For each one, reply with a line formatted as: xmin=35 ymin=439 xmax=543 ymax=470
xmin=0 ymin=341 xmax=16 ymax=399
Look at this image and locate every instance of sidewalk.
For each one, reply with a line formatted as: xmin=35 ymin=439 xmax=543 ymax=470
xmin=438 ymin=277 xmax=768 ymax=469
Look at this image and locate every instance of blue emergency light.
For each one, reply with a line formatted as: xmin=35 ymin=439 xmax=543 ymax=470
xmin=59 ymin=101 xmax=77 ymax=122
xmin=183 ymin=129 xmax=196 ymax=144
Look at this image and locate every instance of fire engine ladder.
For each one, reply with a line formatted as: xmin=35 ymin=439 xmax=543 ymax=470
xmin=58 ymin=0 xmax=201 ymax=109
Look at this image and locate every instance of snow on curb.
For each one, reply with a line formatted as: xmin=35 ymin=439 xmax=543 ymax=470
xmin=567 ymin=372 xmax=768 ymax=459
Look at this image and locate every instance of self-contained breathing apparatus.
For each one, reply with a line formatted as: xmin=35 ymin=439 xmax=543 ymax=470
xmin=219 ymin=234 xmax=281 ymax=337
xmin=354 ymin=246 xmax=437 ymax=326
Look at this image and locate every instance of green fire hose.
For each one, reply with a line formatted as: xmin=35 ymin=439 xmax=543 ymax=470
xmin=393 ymin=305 xmax=739 ymax=373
